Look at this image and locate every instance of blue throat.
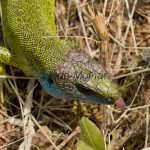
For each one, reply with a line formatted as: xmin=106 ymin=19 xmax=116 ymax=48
xmin=36 ymin=71 xmax=113 ymax=105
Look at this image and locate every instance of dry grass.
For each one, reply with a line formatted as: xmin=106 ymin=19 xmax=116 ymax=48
xmin=0 ymin=0 xmax=150 ymax=149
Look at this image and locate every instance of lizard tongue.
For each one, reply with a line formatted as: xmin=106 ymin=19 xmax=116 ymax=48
xmin=114 ymin=97 xmax=126 ymax=113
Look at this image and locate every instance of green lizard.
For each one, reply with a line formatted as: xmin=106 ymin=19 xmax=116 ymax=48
xmin=0 ymin=0 xmax=125 ymax=111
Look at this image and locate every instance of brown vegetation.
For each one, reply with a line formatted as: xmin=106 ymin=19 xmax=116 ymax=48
xmin=0 ymin=0 xmax=150 ymax=149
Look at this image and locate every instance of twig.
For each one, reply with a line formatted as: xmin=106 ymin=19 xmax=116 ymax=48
xmin=111 ymin=119 xmax=145 ymax=149
xmin=111 ymin=0 xmax=123 ymax=76
xmin=0 ymin=75 xmax=35 ymax=80
xmin=124 ymin=0 xmax=138 ymax=55
xmin=57 ymin=126 xmax=80 ymax=150
xmin=31 ymin=115 xmax=59 ymax=150
xmin=145 ymin=107 xmax=149 ymax=148
xmin=33 ymin=100 xmax=72 ymax=131
xmin=113 ymin=68 xmax=150 ymax=79
xmin=75 ymin=0 xmax=92 ymax=54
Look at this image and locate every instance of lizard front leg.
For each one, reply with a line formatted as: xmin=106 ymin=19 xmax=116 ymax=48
xmin=0 ymin=46 xmax=12 ymax=66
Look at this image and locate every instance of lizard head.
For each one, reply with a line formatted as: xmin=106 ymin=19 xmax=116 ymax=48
xmin=40 ymin=47 xmax=126 ymax=112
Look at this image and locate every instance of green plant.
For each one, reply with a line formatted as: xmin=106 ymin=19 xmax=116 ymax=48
xmin=77 ymin=117 xmax=106 ymax=150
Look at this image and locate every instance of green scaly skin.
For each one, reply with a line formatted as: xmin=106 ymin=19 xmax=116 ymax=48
xmin=0 ymin=0 xmax=121 ymax=104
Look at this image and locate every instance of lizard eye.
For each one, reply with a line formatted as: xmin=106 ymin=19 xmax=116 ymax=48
xmin=75 ymin=83 xmax=98 ymax=96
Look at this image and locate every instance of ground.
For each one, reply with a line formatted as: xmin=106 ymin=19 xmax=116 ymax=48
xmin=0 ymin=0 xmax=150 ymax=150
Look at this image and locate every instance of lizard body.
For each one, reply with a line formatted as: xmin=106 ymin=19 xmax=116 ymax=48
xmin=0 ymin=0 xmax=125 ymax=109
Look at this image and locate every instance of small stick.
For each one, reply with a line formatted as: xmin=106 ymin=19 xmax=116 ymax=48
xmin=75 ymin=0 xmax=92 ymax=55
xmin=57 ymin=126 xmax=80 ymax=150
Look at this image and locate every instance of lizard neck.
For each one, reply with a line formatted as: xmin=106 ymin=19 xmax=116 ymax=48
xmin=26 ymin=37 xmax=72 ymax=76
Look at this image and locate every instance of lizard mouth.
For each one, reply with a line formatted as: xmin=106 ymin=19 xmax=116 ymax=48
xmin=114 ymin=97 xmax=126 ymax=113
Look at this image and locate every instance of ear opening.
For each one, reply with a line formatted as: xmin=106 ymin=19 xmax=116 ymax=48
xmin=48 ymin=76 xmax=54 ymax=84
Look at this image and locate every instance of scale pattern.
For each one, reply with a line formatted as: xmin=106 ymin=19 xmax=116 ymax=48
xmin=0 ymin=0 xmax=121 ymax=104
xmin=1 ymin=0 xmax=70 ymax=75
